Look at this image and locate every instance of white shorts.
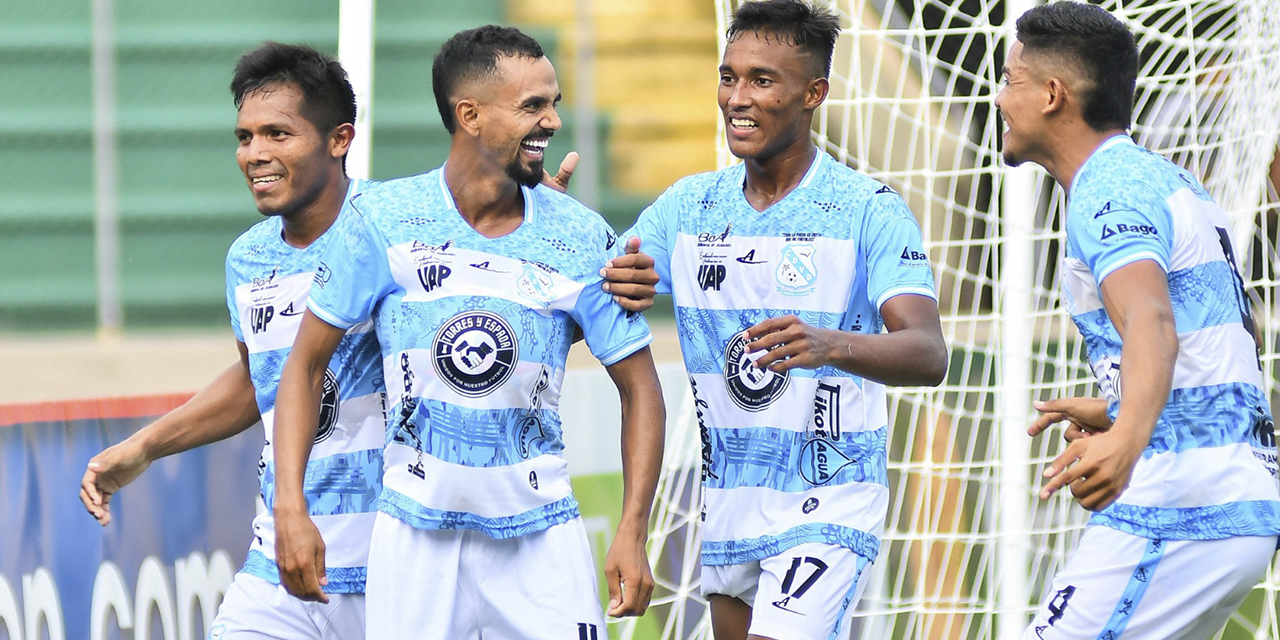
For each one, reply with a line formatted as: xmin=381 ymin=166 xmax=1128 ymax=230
xmin=206 ymin=572 xmax=365 ymax=640
xmin=364 ymin=512 xmax=606 ymax=640
xmin=701 ymin=543 xmax=871 ymax=640
xmin=1025 ymin=525 xmax=1276 ymax=640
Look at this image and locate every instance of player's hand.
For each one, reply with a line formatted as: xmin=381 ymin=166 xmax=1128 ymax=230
xmin=1029 ymin=397 xmax=1112 ymax=443
xmin=1038 ymin=427 xmax=1145 ymax=511
xmin=274 ymin=507 xmax=330 ymax=604
xmin=541 ymin=151 xmax=578 ymax=194
xmin=601 ymin=237 xmax=658 ymax=313
xmin=603 ymin=530 xmax=654 ymax=617
xmin=743 ymin=315 xmax=841 ymax=373
xmin=80 ymin=439 xmax=152 ymax=526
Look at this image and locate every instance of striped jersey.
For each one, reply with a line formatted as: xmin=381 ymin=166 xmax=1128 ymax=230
xmin=306 ymin=166 xmax=652 ymax=539
xmin=1062 ymin=134 xmax=1280 ymax=540
xmin=627 ymin=151 xmax=937 ymax=566
xmin=225 ymin=179 xmax=385 ymax=593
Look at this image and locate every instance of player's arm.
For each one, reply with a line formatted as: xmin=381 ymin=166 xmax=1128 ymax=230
xmin=601 ymin=346 xmax=665 ymax=617
xmin=80 ymin=340 xmax=260 ymax=525
xmin=272 ymin=310 xmax=348 ymax=604
xmin=1039 ymin=259 xmax=1176 ymax=510
xmin=744 ymin=293 xmax=947 ymax=386
xmin=601 ymin=237 xmax=658 ymax=313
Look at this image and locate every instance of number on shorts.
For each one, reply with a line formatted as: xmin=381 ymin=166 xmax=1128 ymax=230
xmin=576 ymin=622 xmax=599 ymax=640
xmin=1047 ymin=585 xmax=1076 ymax=625
xmin=780 ymin=556 xmax=829 ymax=599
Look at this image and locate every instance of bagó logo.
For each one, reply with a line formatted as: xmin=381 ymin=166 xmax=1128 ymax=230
xmin=432 ymin=311 xmax=518 ymax=397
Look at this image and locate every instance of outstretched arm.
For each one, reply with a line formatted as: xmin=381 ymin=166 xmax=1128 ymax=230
xmin=80 ymin=340 xmax=260 ymax=525
xmin=273 ymin=310 xmax=349 ymax=603
xmin=744 ymin=293 xmax=947 ymax=386
xmin=601 ymin=346 xmax=665 ymax=617
xmin=1039 ymin=260 xmax=1175 ymax=510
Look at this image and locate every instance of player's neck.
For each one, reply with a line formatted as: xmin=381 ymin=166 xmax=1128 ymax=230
xmin=1045 ymin=125 xmax=1128 ymax=194
xmin=443 ymin=156 xmax=525 ymax=239
xmin=742 ymin=142 xmax=818 ymax=212
xmin=280 ymin=174 xmax=349 ymax=249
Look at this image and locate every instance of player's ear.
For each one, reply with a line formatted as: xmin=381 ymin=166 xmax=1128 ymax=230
xmin=455 ymin=99 xmax=482 ymax=138
xmin=806 ymin=76 xmax=829 ymax=110
xmin=1042 ymin=76 xmax=1068 ymax=116
xmin=329 ymin=122 xmax=355 ymax=159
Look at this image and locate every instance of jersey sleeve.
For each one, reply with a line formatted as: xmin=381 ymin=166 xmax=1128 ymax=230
xmin=624 ymin=187 xmax=679 ymax=295
xmin=862 ymin=188 xmax=937 ymax=310
xmin=306 ymin=203 xmax=395 ymax=330
xmin=225 ymin=249 xmax=243 ymax=341
xmin=571 ymin=224 xmax=654 ymax=366
xmin=1068 ymin=190 xmax=1174 ymax=284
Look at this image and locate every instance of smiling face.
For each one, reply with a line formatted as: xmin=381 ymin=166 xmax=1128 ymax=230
xmin=717 ymin=30 xmax=824 ymax=163
xmin=995 ymin=41 xmax=1046 ymax=167
xmin=479 ymin=55 xmax=562 ymax=188
xmin=234 ymin=82 xmax=341 ymax=218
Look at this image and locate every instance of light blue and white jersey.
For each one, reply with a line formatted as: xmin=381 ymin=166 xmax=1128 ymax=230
xmin=307 ymin=166 xmax=652 ymax=539
xmin=226 ymin=179 xmax=385 ymax=593
xmin=1063 ymin=134 xmax=1280 ymax=540
xmin=627 ymin=151 xmax=937 ymax=567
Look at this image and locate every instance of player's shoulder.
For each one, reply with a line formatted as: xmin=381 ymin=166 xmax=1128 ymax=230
xmin=352 ymin=169 xmax=446 ymax=218
xmin=1075 ymin=137 xmax=1201 ymax=209
xmin=531 ymin=185 xmax=618 ymax=247
xmin=654 ymin=164 xmax=747 ymax=207
xmin=226 ymin=216 xmax=283 ymax=269
xmin=815 ymin=156 xmax=914 ymax=224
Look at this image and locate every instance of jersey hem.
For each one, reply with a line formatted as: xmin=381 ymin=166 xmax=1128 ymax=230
xmin=376 ymin=486 xmax=581 ymax=539
xmin=1089 ymin=499 xmax=1280 ymax=540
xmin=241 ymin=549 xmax=367 ymax=594
xmin=701 ymin=524 xmax=881 ymax=566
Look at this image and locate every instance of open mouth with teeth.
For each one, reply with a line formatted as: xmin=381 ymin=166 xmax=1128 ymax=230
xmin=520 ymin=136 xmax=549 ymax=158
xmin=728 ymin=117 xmax=759 ymax=134
xmin=251 ymin=174 xmax=283 ymax=192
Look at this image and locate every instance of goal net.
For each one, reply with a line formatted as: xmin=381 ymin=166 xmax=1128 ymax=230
xmin=617 ymin=1 xmax=1280 ymax=639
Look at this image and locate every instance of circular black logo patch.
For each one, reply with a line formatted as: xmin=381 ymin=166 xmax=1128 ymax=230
xmin=723 ymin=332 xmax=790 ymax=411
xmin=314 ymin=368 xmax=340 ymax=444
xmin=433 ymin=311 xmax=519 ymax=397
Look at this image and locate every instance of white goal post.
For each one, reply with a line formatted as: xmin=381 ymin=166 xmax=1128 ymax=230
xmin=620 ymin=1 xmax=1280 ymax=639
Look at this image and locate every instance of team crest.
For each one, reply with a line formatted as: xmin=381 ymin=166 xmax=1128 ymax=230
xmin=314 ymin=368 xmax=340 ymax=443
xmin=516 ymin=263 xmax=556 ymax=305
xmin=432 ymin=311 xmax=518 ymax=397
xmin=723 ymin=332 xmax=790 ymax=411
xmin=798 ymin=438 xmax=854 ymax=485
xmin=776 ymin=243 xmax=817 ymax=296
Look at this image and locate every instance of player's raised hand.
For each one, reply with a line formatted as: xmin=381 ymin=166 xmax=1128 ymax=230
xmin=603 ymin=531 xmax=655 ymax=617
xmin=541 ymin=151 xmax=579 ymax=194
xmin=1038 ymin=427 xmax=1145 ymax=511
xmin=601 ymin=237 xmax=658 ymax=313
xmin=80 ymin=440 xmax=152 ymax=526
xmin=1029 ymin=396 xmax=1112 ymax=443
xmin=274 ymin=509 xmax=330 ymax=604
xmin=743 ymin=315 xmax=842 ymax=373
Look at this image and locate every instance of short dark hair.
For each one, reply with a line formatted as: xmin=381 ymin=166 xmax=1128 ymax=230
xmin=432 ymin=25 xmax=546 ymax=134
xmin=1016 ymin=2 xmax=1138 ymax=131
xmin=727 ymin=0 xmax=841 ymax=77
xmin=230 ymin=41 xmax=357 ymax=135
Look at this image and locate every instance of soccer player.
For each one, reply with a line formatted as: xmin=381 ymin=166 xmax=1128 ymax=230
xmin=80 ymin=42 xmax=378 ymax=638
xmin=1001 ymin=3 xmax=1280 ymax=638
xmin=270 ymin=25 xmax=666 ymax=640
xmin=622 ymin=1 xmax=948 ymax=638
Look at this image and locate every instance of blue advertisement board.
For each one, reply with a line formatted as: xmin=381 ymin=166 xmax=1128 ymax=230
xmin=0 ymin=396 xmax=261 ymax=640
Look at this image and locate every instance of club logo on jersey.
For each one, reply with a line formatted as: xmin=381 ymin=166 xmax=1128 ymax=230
xmin=516 ymin=263 xmax=556 ymax=305
xmin=811 ymin=382 xmax=842 ymax=440
xmin=776 ymin=243 xmax=817 ymax=296
xmin=697 ymin=223 xmax=732 ymax=245
xmin=698 ymin=264 xmax=726 ymax=291
xmin=314 ymin=368 xmax=340 ymax=444
xmin=736 ymin=249 xmax=767 ymax=265
xmin=517 ymin=415 xmax=548 ymax=459
xmin=417 ymin=264 xmax=452 ymax=293
xmin=723 ymin=332 xmax=790 ymax=411
xmin=801 ymin=497 xmax=819 ymax=514
xmin=799 ymin=438 xmax=854 ymax=485
xmin=432 ymin=311 xmax=518 ymax=397
xmin=249 ymin=304 xmax=274 ymax=334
